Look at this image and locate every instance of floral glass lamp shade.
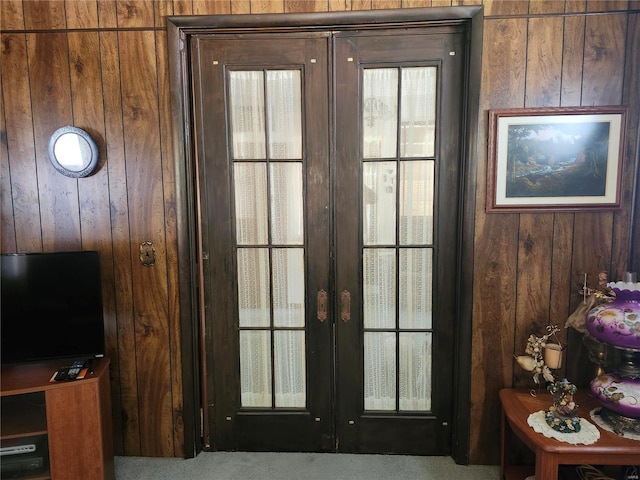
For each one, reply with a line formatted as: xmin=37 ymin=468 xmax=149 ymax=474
xmin=585 ymin=281 xmax=640 ymax=435
xmin=586 ymin=282 xmax=640 ymax=350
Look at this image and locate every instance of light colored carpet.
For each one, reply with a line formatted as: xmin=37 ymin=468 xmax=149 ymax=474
xmin=115 ymin=452 xmax=499 ymax=480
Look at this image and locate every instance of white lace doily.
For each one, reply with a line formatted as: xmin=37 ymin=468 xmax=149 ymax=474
xmin=589 ymin=408 xmax=640 ymax=441
xmin=527 ymin=410 xmax=600 ymax=444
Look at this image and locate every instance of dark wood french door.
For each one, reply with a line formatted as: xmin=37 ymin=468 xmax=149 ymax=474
xmin=191 ymin=34 xmax=333 ymax=452
xmin=190 ymin=24 xmax=466 ymax=456
xmin=333 ymin=29 xmax=465 ymax=455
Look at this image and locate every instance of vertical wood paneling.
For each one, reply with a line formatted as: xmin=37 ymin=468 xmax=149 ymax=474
xmin=351 ymin=0 xmax=373 ymax=10
xmin=469 ymin=16 xmax=527 ymax=464
xmin=587 ymin=0 xmax=629 ymax=12
xmin=525 ymin=17 xmax=562 ymax=107
xmin=613 ymin=14 xmax=636 ymax=278
xmin=482 ymin=19 xmax=527 ymax=109
xmin=529 ymin=0 xmax=564 ymax=14
xmin=156 ymin=0 xmax=178 ymax=24
xmin=67 ymin=33 xmax=104 ymax=167
xmin=67 ymin=30 xmax=112 ymax=308
xmin=511 ymin=15 xmax=564 ymax=385
xmin=620 ymin=14 xmax=640 ymax=275
xmin=566 ymin=212 xmax=614 ymax=387
xmin=68 ymin=29 xmax=125 ymax=449
xmin=98 ymin=1 xmax=118 ymax=28
xmin=1 ymin=33 xmax=42 ymax=253
xmin=565 ymin=0 xmax=586 ymax=13
xmin=27 ymin=33 xmax=81 ymax=251
xmin=554 ymin=14 xmax=584 ymax=329
xmin=470 ymin=211 xmax=519 ymax=460
xmin=0 ymin=0 xmax=25 ymax=30
xmin=155 ymin=29 xmax=185 ymax=457
xmin=194 ymin=0 xmax=233 ymax=14
xmin=563 ymin=11 xmax=628 ymax=389
xmin=23 ymin=0 xmax=66 ymax=30
xmin=0 ymin=71 xmax=16 ymax=252
xmin=251 ymin=0 xmax=285 ymax=12
xmin=431 ymin=0 xmax=452 ymax=6
xmin=116 ymin=0 xmax=155 ymax=28
xmin=285 ymin=0 xmax=329 ymax=12
xmin=549 ymin=213 xmax=574 ymax=351
xmin=611 ymin=12 xmax=640 ymax=278
xmin=373 ymin=0 xmax=401 ymax=9
xmin=483 ymin=0 xmax=528 ymax=16
xmin=329 ymin=0 xmax=349 ymax=10
xmin=0 ymin=0 xmax=638 ymax=465
xmin=513 ymin=215 xmax=554 ymax=388
xmin=99 ymin=30 xmax=139 ymax=457
xmin=231 ymin=0 xmax=251 ymax=13
xmin=119 ymin=29 xmax=174 ymax=457
xmin=65 ymin=0 xmax=99 ymax=29
xmin=561 ymin=16 xmax=586 ymax=105
xmin=583 ymin=14 xmax=626 ymax=106
xmin=402 ymin=0 xmax=434 ymax=7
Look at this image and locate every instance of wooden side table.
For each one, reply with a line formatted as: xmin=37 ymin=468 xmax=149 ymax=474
xmin=500 ymin=388 xmax=640 ymax=480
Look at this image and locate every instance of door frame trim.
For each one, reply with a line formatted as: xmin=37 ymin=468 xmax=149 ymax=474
xmin=167 ymin=6 xmax=483 ymax=462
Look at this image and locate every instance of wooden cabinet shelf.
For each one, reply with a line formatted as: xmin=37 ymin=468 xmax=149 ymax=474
xmin=1 ymin=393 xmax=47 ymax=439
xmin=503 ymin=465 xmax=534 ymax=480
xmin=1 ymin=359 xmax=114 ymax=480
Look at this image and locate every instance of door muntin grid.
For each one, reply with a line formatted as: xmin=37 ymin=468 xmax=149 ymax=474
xmin=229 ymin=69 xmax=307 ymax=409
xmin=361 ymin=66 xmax=437 ymax=413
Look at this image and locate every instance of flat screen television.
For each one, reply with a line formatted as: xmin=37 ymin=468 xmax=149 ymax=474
xmin=1 ymin=250 xmax=105 ymax=365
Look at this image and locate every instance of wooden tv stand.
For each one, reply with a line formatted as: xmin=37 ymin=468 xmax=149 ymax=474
xmin=1 ymin=358 xmax=114 ymax=480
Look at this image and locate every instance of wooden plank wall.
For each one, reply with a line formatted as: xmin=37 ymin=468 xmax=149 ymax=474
xmin=1 ymin=0 xmax=639 ymax=464
xmin=471 ymin=0 xmax=640 ymax=464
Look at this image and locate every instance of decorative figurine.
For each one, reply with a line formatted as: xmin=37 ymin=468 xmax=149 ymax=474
xmin=515 ymin=325 xmax=561 ymax=385
xmin=544 ymin=378 xmax=581 ymax=433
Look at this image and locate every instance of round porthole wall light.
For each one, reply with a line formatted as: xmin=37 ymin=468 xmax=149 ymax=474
xmin=47 ymin=126 xmax=99 ymax=178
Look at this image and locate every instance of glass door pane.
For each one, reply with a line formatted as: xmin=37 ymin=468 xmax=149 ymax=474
xmin=230 ymin=69 xmax=306 ymax=409
xmin=362 ymin=69 xmax=398 ymax=159
xmin=400 ymin=67 xmax=436 ymax=157
xmin=230 ymin=71 xmax=266 ymax=159
xmin=267 ymin=71 xmax=303 ymax=159
xmin=361 ymin=67 xmax=436 ymax=413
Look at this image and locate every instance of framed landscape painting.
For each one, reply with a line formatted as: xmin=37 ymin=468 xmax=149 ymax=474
xmin=486 ymin=106 xmax=627 ymax=212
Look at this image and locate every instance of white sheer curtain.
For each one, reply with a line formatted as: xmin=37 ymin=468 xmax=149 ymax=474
xmin=230 ymin=71 xmax=265 ymax=160
xmin=234 ymin=163 xmax=268 ymax=245
xmin=363 ymin=161 xmax=396 ymax=245
xmin=267 ymin=71 xmax=302 ymax=159
xmin=270 ymin=163 xmax=303 ymax=245
xmin=363 ymin=69 xmax=398 ymax=159
xmin=231 ymin=70 xmax=306 ymax=409
xmin=400 ymin=67 xmax=436 ymax=158
xmin=362 ymin=67 xmax=435 ymax=412
xmin=399 ymin=333 xmax=431 ymax=411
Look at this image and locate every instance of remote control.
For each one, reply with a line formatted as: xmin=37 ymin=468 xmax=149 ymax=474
xmin=53 ymin=361 xmax=85 ymax=381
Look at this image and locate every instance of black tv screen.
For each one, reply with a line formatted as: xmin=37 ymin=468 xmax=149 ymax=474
xmin=1 ymin=251 xmax=105 ymax=365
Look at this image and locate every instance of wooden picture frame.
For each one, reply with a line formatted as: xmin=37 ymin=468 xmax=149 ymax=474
xmin=486 ymin=106 xmax=627 ymax=212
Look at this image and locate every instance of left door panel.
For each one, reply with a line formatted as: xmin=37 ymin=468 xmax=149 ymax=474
xmin=190 ymin=34 xmax=333 ymax=452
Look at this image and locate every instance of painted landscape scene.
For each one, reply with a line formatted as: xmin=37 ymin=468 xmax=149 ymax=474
xmin=505 ymin=121 xmax=611 ymax=198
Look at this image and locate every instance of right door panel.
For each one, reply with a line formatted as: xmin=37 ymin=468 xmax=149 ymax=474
xmin=334 ymin=28 xmax=466 ymax=455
